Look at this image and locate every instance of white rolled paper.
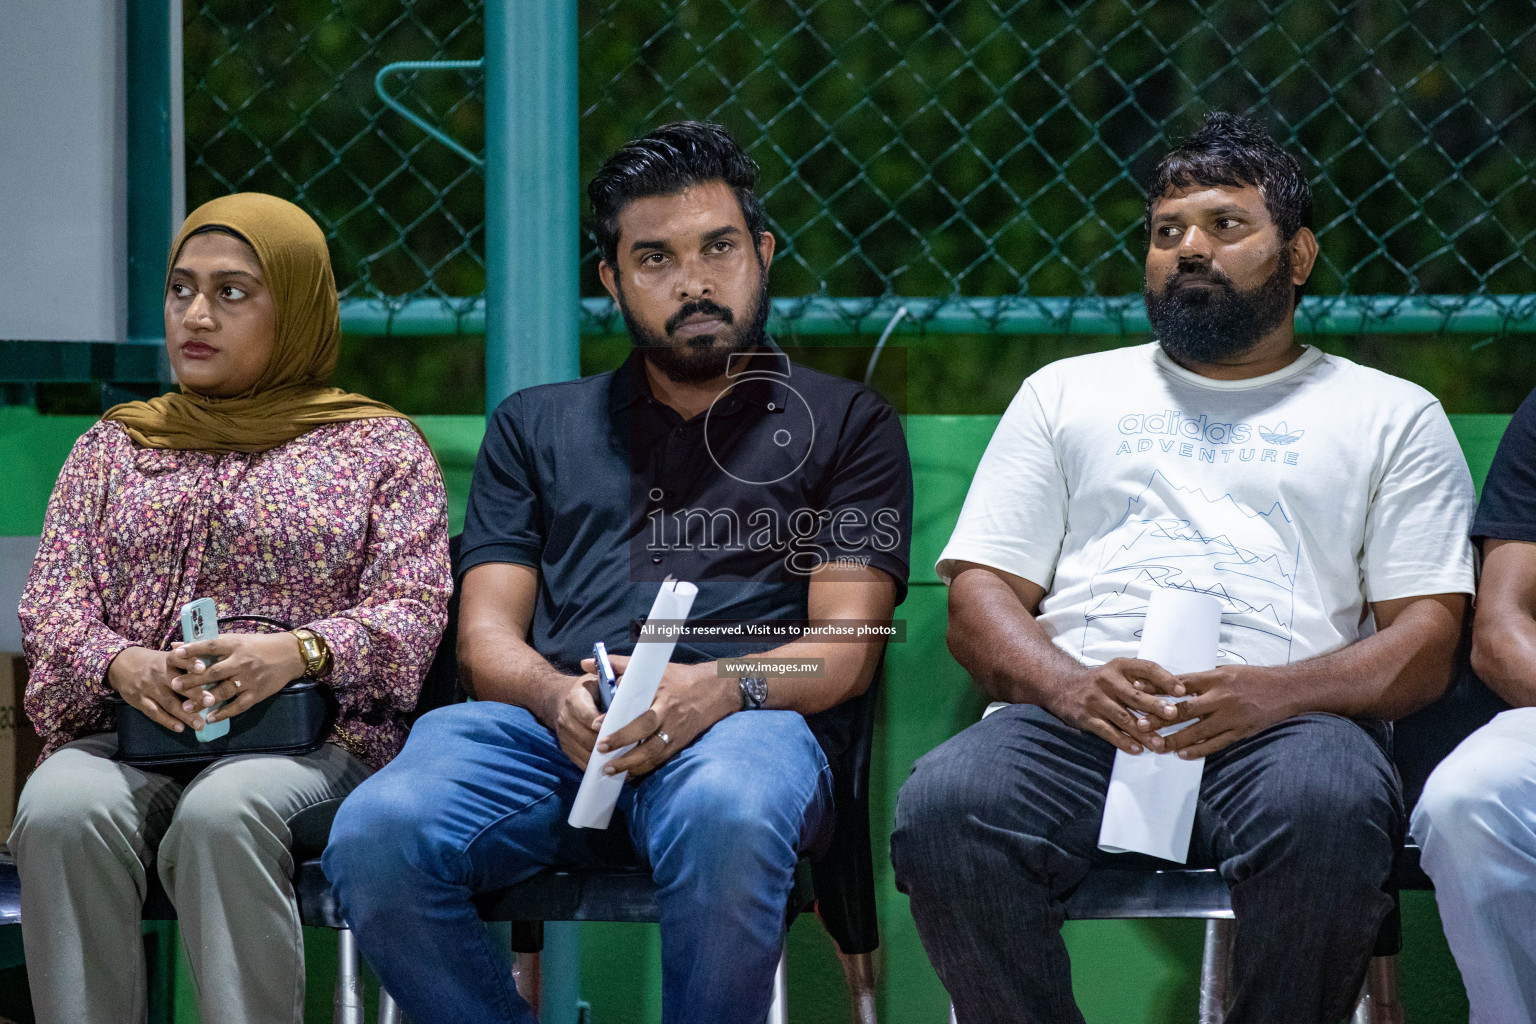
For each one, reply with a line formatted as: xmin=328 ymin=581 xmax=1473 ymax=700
xmin=1097 ymin=587 xmax=1222 ymax=863
xmin=568 ymin=580 xmax=698 ymax=829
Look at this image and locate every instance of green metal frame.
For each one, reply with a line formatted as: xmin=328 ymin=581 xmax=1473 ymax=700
xmin=336 ymin=293 xmax=1536 ymax=338
xmin=485 ymin=0 xmax=581 ymax=408
xmin=125 ymin=0 xmax=179 ymax=353
xmin=375 ymin=60 xmax=487 ymax=169
xmin=484 ymin=2 xmax=583 ymax=1020
xmin=13 ymin=0 xmax=1527 ymax=393
xmin=2 ymin=1 xmax=176 ymax=391
xmin=0 ymin=342 xmax=165 ymax=385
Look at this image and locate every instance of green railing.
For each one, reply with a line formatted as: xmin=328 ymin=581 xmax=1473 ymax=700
xmin=184 ymin=0 xmax=1536 ymax=340
xmin=336 ymin=293 xmax=1536 ymax=338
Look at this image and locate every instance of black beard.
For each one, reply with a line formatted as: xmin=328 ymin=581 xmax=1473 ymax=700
xmin=619 ymin=272 xmax=771 ymax=385
xmin=1144 ymin=250 xmax=1294 ymax=364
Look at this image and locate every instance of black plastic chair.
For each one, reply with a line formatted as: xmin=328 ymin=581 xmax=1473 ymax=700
xmin=260 ymin=531 xmax=891 ymax=1024
xmin=339 ymin=541 xmax=885 ymax=1023
xmin=2 ymin=535 xmax=887 ymax=1024
xmin=0 ymin=534 xmax=467 ymax=1024
xmin=160 ymin=538 xmax=474 ymax=1023
xmin=945 ymin=656 xmax=1510 ymax=1024
xmin=388 ymin=534 xmax=885 ymax=1022
xmin=0 ymin=769 xmax=375 ymax=1022
xmin=488 ymin=666 xmax=885 ymax=1024
xmin=140 ymin=578 xmax=468 ymax=1024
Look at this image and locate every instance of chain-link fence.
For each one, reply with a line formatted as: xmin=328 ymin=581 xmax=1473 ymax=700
xmin=183 ymin=0 xmax=1536 ymax=335
xmin=183 ymin=0 xmax=484 ymax=315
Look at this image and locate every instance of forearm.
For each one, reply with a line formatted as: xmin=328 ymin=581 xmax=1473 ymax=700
xmin=946 ymin=568 xmax=1083 ymax=705
xmin=736 ymin=565 xmax=899 ymax=715
xmin=457 ymin=620 xmax=577 ymax=725
xmin=1471 ymin=608 xmax=1536 ymax=708
xmin=1257 ymin=596 xmax=1464 ymax=720
xmin=724 ymin=636 xmax=884 ymax=716
xmin=1470 ymin=541 xmax=1536 ymax=708
xmin=307 ymin=596 xmax=445 ymax=707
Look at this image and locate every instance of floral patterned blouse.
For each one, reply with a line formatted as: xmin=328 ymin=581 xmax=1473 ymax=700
xmin=18 ymin=417 xmax=452 ymax=770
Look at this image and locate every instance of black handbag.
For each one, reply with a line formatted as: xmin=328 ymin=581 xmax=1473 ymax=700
xmin=112 ymin=615 xmax=336 ymax=769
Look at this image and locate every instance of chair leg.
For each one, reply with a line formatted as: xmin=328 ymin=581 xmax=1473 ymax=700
xmin=1370 ymin=955 xmax=1406 ymax=1024
xmin=765 ymin=944 xmax=789 ymax=1024
xmin=513 ymin=950 xmax=542 ymax=1016
xmin=836 ymin=948 xmax=878 ymax=1024
xmin=334 ymin=928 xmax=366 ymax=1024
xmin=377 ymin=988 xmax=402 ymax=1024
xmin=1198 ymin=918 xmax=1234 ymax=1024
xmin=1352 ymin=955 xmax=1405 ymax=1024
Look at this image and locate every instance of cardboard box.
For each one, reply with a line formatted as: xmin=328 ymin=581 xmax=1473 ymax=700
xmin=0 ymin=655 xmax=41 ymax=842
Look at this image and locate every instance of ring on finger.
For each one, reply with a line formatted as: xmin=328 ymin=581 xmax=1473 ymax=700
xmin=655 ymin=730 xmax=670 ymax=746
xmin=233 ymin=679 xmax=243 ymax=689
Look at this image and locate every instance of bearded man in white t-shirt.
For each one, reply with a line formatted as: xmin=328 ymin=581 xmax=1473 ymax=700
xmin=891 ymin=111 xmax=1476 ymax=1024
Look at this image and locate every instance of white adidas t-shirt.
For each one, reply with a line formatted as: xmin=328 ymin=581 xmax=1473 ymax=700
xmin=938 ymin=343 xmax=1476 ymax=668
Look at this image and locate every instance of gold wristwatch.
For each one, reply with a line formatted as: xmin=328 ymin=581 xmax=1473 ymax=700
xmin=292 ymin=628 xmax=331 ymax=677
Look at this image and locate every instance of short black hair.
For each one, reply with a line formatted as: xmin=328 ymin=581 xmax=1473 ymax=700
xmin=587 ymin=121 xmax=768 ymax=265
xmin=1146 ymin=111 xmax=1313 ymax=241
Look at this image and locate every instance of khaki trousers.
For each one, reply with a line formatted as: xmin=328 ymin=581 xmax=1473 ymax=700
xmin=8 ymin=733 xmax=370 ymax=1024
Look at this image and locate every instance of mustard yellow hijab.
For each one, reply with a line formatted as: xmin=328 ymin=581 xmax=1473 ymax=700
xmin=103 ymin=193 xmax=405 ymax=453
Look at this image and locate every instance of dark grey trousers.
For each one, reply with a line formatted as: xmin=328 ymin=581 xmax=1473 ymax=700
xmin=891 ymin=705 xmax=1401 ymax=1024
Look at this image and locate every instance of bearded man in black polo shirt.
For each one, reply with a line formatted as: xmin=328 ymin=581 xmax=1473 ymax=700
xmin=325 ymin=122 xmax=912 ymax=1024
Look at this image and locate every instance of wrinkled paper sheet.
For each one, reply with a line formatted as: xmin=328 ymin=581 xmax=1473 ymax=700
xmin=568 ymin=580 xmax=698 ymax=829
xmin=1097 ymin=588 xmax=1222 ymax=863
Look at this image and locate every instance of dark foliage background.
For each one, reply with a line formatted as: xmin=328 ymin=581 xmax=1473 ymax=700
xmin=177 ymin=0 xmax=1536 ymax=414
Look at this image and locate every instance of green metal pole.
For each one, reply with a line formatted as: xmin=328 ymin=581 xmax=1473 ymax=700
xmin=485 ymin=3 xmax=583 ymax=1021
xmin=125 ymin=0 xmax=181 ymax=351
xmin=484 ymin=0 xmax=581 ymax=409
xmin=124 ymin=4 xmax=181 ymax=1004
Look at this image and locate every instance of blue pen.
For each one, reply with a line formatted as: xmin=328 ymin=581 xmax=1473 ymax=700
xmin=593 ymin=641 xmax=618 ymax=712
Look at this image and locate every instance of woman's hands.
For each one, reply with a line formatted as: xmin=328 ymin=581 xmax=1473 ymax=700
xmin=168 ymin=632 xmax=308 ymax=723
xmin=107 ymin=647 xmax=207 ymax=733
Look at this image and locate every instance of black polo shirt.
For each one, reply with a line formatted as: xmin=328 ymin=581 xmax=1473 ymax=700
xmin=460 ymin=343 xmax=912 ymax=760
xmin=1475 ymin=386 xmax=1536 ymax=544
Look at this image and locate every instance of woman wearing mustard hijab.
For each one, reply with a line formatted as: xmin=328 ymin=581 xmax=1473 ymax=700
xmin=9 ymin=194 xmax=453 ymax=1024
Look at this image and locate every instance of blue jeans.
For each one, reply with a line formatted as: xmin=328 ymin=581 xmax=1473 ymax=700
xmin=892 ymin=705 xmax=1401 ymax=1024
xmin=324 ymin=702 xmax=834 ymax=1024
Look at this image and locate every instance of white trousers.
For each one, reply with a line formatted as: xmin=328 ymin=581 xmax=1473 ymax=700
xmin=1412 ymin=706 xmax=1536 ymax=1024
xmin=8 ymin=733 xmax=369 ymax=1024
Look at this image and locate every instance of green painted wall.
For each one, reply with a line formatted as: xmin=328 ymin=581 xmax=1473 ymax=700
xmin=0 ymin=409 xmax=98 ymax=535
xmin=0 ymin=409 xmax=1503 ymax=1022
xmin=0 ymin=411 xmax=486 ymax=538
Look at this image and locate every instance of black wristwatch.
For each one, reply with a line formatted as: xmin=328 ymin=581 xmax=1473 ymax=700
xmin=738 ymin=675 xmax=768 ymax=711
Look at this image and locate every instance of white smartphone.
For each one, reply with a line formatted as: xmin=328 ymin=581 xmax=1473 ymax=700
xmin=179 ymin=598 xmax=229 ymax=742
